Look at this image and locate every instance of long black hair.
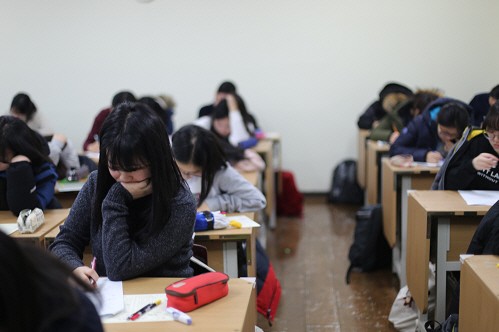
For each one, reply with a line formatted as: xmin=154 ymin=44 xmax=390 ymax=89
xmin=172 ymin=125 xmax=227 ymax=206
xmin=94 ymin=102 xmax=183 ymax=239
xmin=0 ymin=231 xmax=100 ymax=332
xmin=0 ymin=116 xmax=51 ymax=166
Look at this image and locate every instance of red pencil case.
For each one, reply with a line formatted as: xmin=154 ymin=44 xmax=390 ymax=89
xmin=165 ymin=272 xmax=229 ymax=312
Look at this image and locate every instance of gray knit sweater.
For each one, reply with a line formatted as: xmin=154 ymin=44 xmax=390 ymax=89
xmin=50 ymin=171 xmax=196 ymax=280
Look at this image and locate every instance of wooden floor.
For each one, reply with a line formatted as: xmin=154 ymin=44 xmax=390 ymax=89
xmin=257 ymin=195 xmax=399 ymax=332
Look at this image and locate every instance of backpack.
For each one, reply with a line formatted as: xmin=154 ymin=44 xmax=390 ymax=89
xmin=276 ymin=170 xmax=304 ymax=217
xmin=346 ymin=204 xmax=392 ymax=284
xmin=328 ymin=159 xmax=364 ymax=204
xmin=255 ymin=239 xmax=281 ymax=326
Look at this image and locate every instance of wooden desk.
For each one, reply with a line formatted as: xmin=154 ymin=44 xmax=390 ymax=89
xmin=381 ymin=158 xmax=439 ymax=286
xmin=357 ymin=129 xmax=370 ymax=189
xmin=365 ymin=140 xmax=390 ymax=204
xmin=406 ymin=191 xmax=490 ymax=322
xmin=254 ymin=138 xmax=280 ymax=229
xmin=196 ymin=212 xmax=257 ymax=278
xmin=459 ymin=255 xmax=499 ymax=332
xmin=0 ymin=209 xmax=69 ymax=245
xmin=104 ymin=277 xmax=256 ymax=332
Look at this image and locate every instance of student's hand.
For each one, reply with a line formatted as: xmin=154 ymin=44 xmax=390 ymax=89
xmin=52 ymin=133 xmax=67 ymax=145
xmin=86 ymin=141 xmax=100 ymax=152
xmin=197 ymin=201 xmax=210 ymax=211
xmin=426 ymin=151 xmax=443 ymax=163
xmin=225 ymin=94 xmax=238 ymax=111
xmin=389 ymin=132 xmax=400 ymax=144
xmin=73 ymin=266 xmax=99 ymax=288
xmin=372 ymin=120 xmax=380 ymax=128
xmin=120 ymin=179 xmax=153 ymax=200
xmin=10 ymin=155 xmax=31 ymax=163
xmin=472 ymin=153 xmax=499 ymax=171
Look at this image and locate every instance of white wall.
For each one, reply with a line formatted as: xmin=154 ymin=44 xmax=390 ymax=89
xmin=1 ymin=0 xmax=498 ymax=192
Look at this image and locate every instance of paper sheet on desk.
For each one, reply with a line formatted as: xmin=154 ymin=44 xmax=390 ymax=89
xmin=96 ymin=278 xmax=124 ymax=316
xmin=55 ymin=181 xmax=85 ymax=192
xmin=0 ymin=223 xmax=18 ymax=235
xmin=102 ymin=293 xmax=173 ymax=323
xmin=458 ymin=190 xmax=499 ymax=206
xmin=228 ymin=215 xmax=260 ymax=228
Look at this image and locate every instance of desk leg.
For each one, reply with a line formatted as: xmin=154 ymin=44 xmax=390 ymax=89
xmin=224 ymin=242 xmax=239 ymax=277
xmin=399 ymin=177 xmax=412 ymax=287
xmin=435 ymin=217 xmax=451 ymax=323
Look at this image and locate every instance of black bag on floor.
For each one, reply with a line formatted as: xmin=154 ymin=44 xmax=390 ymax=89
xmin=346 ymin=204 xmax=392 ymax=284
xmin=328 ymin=159 xmax=363 ymax=204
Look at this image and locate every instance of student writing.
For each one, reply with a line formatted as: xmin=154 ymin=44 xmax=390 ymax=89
xmin=50 ymin=102 xmax=196 ymax=284
xmin=433 ymin=101 xmax=499 ymax=190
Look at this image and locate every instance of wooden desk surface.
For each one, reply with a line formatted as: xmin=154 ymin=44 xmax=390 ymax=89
xmin=104 ymin=277 xmax=256 ymax=332
xmin=0 ymin=209 xmax=69 ymax=244
xmin=459 ymin=255 xmax=499 ymax=332
xmin=381 ymin=158 xmax=439 ymax=247
xmin=406 ymin=191 xmax=489 ymax=313
xmin=365 ymin=140 xmax=390 ymax=205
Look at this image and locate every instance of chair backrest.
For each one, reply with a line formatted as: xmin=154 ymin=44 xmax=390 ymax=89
xmin=190 ymin=243 xmax=215 ymax=275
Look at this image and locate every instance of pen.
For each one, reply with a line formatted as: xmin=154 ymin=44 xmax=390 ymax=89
xmin=89 ymin=257 xmax=96 ymax=285
xmin=166 ymin=307 xmax=193 ymax=325
xmin=127 ymin=299 xmax=162 ymax=321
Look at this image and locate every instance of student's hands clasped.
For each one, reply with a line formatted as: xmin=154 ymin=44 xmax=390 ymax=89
xmin=120 ymin=179 xmax=153 ymax=199
xmin=73 ymin=266 xmax=99 ymax=288
xmin=472 ymin=153 xmax=499 ymax=171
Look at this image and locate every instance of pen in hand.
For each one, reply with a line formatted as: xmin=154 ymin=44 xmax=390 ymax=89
xmin=89 ymin=257 xmax=96 ymax=285
xmin=127 ymin=299 xmax=162 ymax=321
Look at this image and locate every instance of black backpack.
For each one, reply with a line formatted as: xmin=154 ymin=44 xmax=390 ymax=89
xmin=346 ymin=204 xmax=392 ymax=284
xmin=328 ymin=159 xmax=364 ymax=205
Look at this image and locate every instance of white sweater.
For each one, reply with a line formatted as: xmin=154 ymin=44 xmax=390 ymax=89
xmin=193 ymin=110 xmax=251 ymax=146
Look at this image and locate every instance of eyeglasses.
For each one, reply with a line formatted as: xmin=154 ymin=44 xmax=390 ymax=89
xmin=483 ymin=130 xmax=499 ymax=141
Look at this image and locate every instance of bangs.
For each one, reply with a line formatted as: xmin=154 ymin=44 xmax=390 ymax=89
xmin=105 ymin=136 xmax=149 ymax=172
xmin=484 ymin=113 xmax=499 ymax=131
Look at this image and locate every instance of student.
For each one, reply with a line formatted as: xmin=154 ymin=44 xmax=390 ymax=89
xmin=357 ymin=82 xmax=413 ymax=129
xmin=0 ymin=116 xmax=60 ymax=215
xmin=10 ymin=93 xmax=81 ymax=179
xmin=0 ymin=231 xmax=103 ymax=332
xmin=198 ymin=81 xmax=237 ymax=118
xmin=469 ymin=84 xmax=499 ymax=127
xmin=50 ymin=102 xmax=196 ymax=283
xmin=432 ymin=101 xmax=499 ymax=190
xmin=194 ymin=95 xmax=265 ymax=171
xmin=389 ymin=98 xmax=471 ymax=163
xmin=369 ymin=89 xmax=442 ymax=144
xmin=82 ymin=90 xmax=136 ymax=152
xmin=172 ymin=124 xmax=266 ymax=212
xmin=195 ymin=93 xmax=255 ymax=145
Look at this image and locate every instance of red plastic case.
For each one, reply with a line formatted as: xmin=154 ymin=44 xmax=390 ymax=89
xmin=165 ymin=272 xmax=229 ymax=312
